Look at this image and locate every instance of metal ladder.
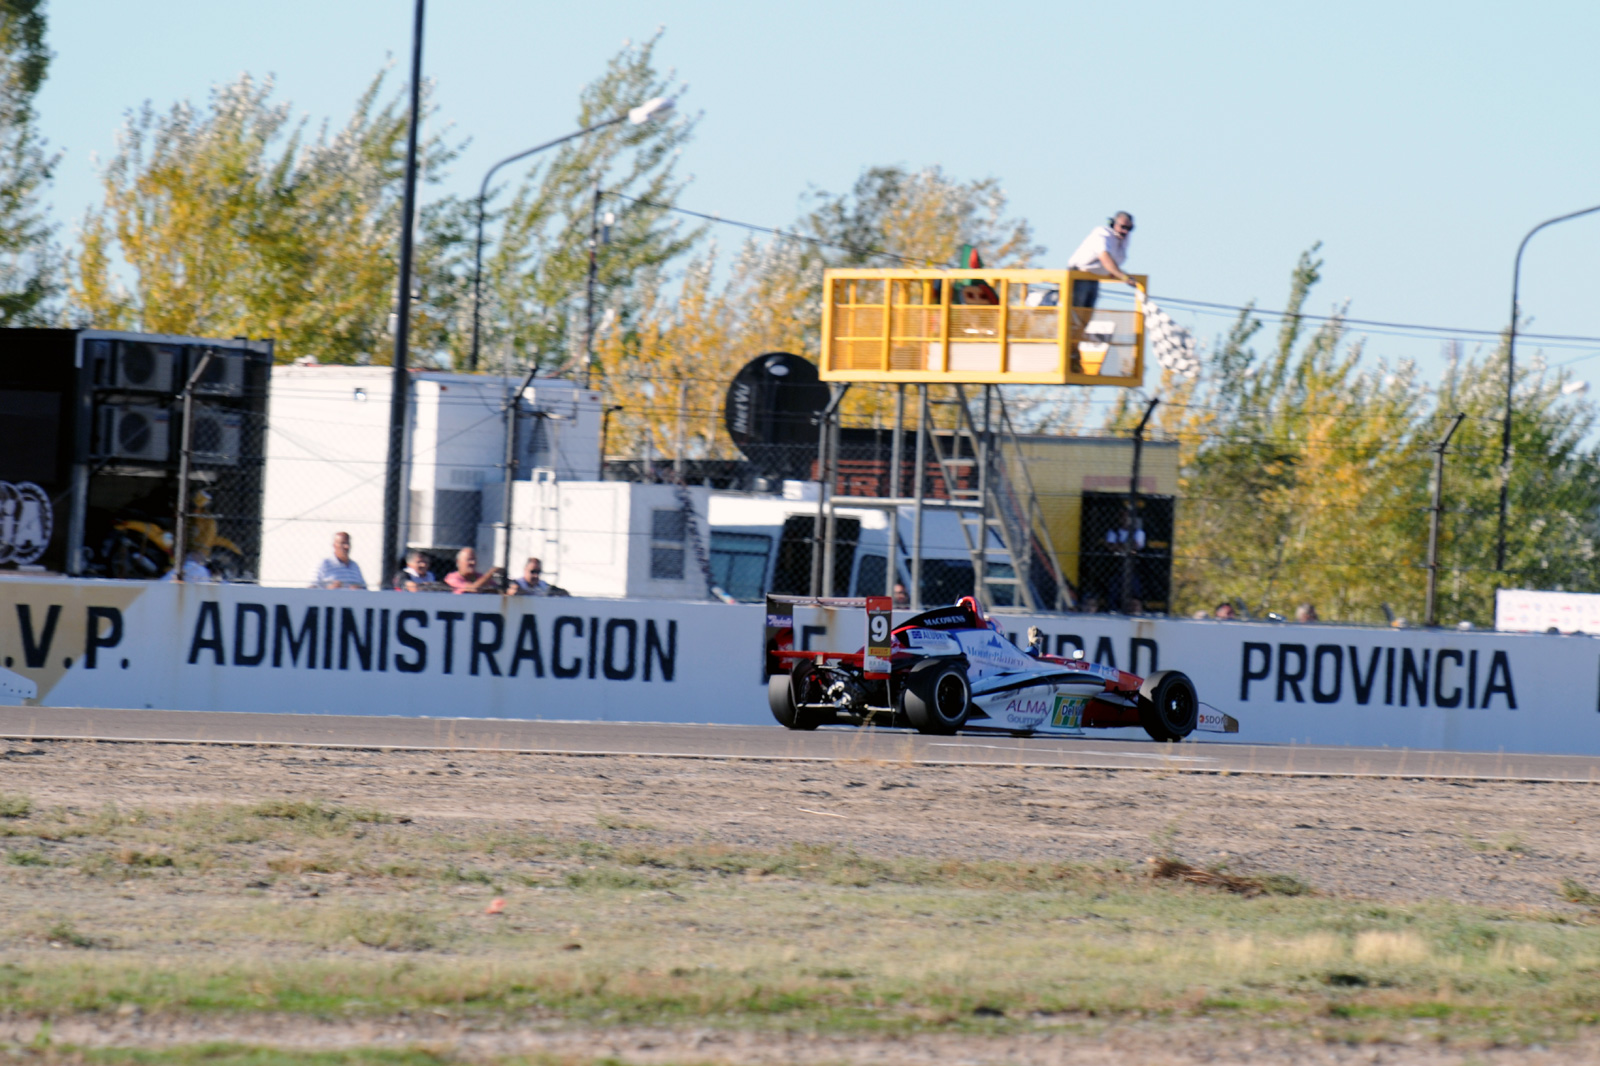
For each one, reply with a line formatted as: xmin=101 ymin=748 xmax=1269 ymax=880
xmin=528 ymin=468 xmax=562 ymax=579
xmin=924 ymin=385 xmax=1075 ymax=611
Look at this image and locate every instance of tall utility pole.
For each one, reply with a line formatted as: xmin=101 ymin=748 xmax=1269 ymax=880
xmin=1497 ymin=202 xmax=1600 ymax=571
xmin=583 ymin=181 xmax=603 ymax=388
xmin=1427 ymin=412 xmax=1467 ymax=627
xmin=381 ymin=0 xmax=426 ymax=590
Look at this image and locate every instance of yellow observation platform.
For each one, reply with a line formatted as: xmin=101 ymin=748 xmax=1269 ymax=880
xmin=820 ymin=268 xmax=1147 ymax=386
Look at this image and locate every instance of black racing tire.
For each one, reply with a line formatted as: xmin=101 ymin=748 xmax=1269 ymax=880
xmin=902 ymin=659 xmax=971 ymax=735
xmin=1138 ymin=670 xmax=1199 ymax=742
xmin=769 ymin=663 xmax=823 ymax=731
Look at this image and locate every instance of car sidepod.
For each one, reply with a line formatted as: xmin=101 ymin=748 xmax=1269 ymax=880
xmin=950 ymin=629 xmax=1108 ymax=734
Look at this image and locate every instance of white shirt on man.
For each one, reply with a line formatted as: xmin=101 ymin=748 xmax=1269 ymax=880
xmin=514 ymin=577 xmax=556 ymax=596
xmin=314 ymin=557 xmax=366 ymax=589
xmin=1066 ymin=225 xmax=1129 ymax=275
xmin=164 ymin=554 xmax=212 ymax=582
xmin=1106 ymin=527 xmax=1146 ymax=550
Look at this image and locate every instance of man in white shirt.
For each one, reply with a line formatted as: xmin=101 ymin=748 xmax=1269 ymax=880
xmin=395 ymin=550 xmax=439 ymax=591
xmin=1065 ymin=212 xmax=1136 ymax=310
xmin=509 ymin=556 xmax=561 ymax=596
xmin=1104 ymin=513 xmax=1146 ymax=613
xmin=312 ymin=531 xmax=366 ymax=589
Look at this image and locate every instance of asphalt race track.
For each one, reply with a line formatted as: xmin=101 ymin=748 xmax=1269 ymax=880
xmin=3 ymin=706 xmax=1599 ymax=783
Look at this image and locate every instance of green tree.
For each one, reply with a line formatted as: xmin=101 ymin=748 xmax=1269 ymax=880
xmin=803 ymin=164 xmax=1042 ymax=270
xmin=1157 ymin=248 xmax=1600 ymax=626
xmin=477 ymin=32 xmax=698 ymax=375
xmin=0 ymin=0 xmax=57 ymax=323
xmin=1163 ymin=247 xmax=1433 ymax=622
xmin=1426 ymin=341 xmax=1600 ymax=623
xmin=70 ymin=69 xmax=464 ymax=364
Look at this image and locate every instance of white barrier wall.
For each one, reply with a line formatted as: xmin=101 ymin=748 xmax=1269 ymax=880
xmin=1 ymin=579 xmax=1598 ymax=755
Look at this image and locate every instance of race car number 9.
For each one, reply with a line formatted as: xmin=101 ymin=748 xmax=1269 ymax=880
xmin=864 ymin=596 xmax=892 ymax=677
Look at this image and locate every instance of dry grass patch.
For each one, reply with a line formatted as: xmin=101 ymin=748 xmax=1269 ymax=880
xmin=1146 ymin=855 xmax=1311 ymax=897
xmin=4 ymin=800 xmax=1600 ymax=1049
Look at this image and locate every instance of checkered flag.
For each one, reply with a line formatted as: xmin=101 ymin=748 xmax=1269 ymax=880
xmin=1139 ymin=293 xmax=1199 ymax=377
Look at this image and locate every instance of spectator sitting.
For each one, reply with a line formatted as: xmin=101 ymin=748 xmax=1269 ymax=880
xmin=395 ymin=550 xmax=441 ymax=592
xmin=1214 ymin=602 xmax=1236 ymax=620
xmin=893 ymin=581 xmax=911 ymax=609
xmin=444 ymin=547 xmax=502 ymax=594
xmin=1295 ymin=602 xmax=1319 ymax=623
xmin=508 ymin=557 xmax=567 ymax=597
xmin=313 ymin=531 xmax=366 ymax=589
xmin=165 ymin=548 xmax=212 ymax=583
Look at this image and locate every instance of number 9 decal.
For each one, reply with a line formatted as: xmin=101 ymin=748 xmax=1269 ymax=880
xmin=869 ymin=614 xmax=889 ymax=642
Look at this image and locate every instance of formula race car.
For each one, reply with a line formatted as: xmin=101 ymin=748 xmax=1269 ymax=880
xmin=764 ymin=595 xmax=1238 ymax=742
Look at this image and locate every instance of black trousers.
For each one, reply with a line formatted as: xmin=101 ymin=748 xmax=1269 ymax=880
xmin=1072 ymin=278 xmax=1100 ymax=309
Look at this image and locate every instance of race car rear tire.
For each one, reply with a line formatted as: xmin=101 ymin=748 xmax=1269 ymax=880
xmin=769 ymin=665 xmax=823 ymax=730
xmin=902 ymin=660 xmax=971 ymax=735
xmin=1138 ymin=670 xmax=1199 ymax=742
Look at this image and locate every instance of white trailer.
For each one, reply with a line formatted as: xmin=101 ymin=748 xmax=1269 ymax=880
xmin=259 ymin=365 xmax=602 ymax=588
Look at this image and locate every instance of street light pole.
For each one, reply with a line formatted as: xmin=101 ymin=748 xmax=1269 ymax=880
xmin=1426 ymin=412 xmax=1466 ymax=628
xmin=1496 ymin=202 xmax=1600 ymax=571
xmin=381 ymin=0 xmax=426 ymax=592
xmin=467 ymin=97 xmax=675 ymax=373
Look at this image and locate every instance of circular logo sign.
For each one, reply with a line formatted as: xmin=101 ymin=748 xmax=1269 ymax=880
xmin=0 ymin=481 xmax=53 ymax=565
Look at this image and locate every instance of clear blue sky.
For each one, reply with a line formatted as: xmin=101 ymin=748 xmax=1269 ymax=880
xmin=35 ymin=1 xmax=1600 ymax=386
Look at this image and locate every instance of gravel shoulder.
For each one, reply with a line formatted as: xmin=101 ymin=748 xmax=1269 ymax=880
xmin=5 ymin=739 xmax=1600 ymax=1066
xmin=5 ymin=738 xmax=1599 ymax=907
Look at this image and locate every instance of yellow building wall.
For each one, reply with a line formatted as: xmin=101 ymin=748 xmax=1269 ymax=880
xmin=1006 ymin=436 xmax=1180 ymax=587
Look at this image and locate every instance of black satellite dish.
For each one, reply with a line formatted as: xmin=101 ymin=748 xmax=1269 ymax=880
xmin=724 ymin=352 xmax=828 ymax=479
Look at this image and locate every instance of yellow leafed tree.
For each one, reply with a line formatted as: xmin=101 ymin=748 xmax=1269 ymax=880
xmin=69 ymin=72 xmax=462 ymax=364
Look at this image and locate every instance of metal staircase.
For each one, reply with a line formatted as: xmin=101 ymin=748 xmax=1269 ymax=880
xmin=925 ymin=385 xmax=1074 ymax=611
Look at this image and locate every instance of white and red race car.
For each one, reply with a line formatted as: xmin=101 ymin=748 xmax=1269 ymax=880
xmin=764 ymin=595 xmax=1238 ymax=742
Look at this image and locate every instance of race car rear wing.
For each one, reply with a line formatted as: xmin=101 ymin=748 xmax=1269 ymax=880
xmin=764 ymin=594 xmax=894 ymax=680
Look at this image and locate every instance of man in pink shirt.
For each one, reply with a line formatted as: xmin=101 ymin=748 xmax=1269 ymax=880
xmin=444 ymin=547 xmax=502 ymax=594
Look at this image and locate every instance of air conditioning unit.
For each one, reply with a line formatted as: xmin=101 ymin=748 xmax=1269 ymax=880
xmin=97 ymin=403 xmax=171 ymax=461
xmin=113 ymin=341 xmax=180 ymax=393
xmin=189 ymin=347 xmax=249 ymax=397
xmin=188 ymin=405 xmax=242 ymax=466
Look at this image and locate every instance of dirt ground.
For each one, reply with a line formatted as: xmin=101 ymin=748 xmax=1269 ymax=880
xmin=6 ymin=738 xmax=1600 ymax=1065
xmin=4 ymin=738 xmax=1599 ymax=909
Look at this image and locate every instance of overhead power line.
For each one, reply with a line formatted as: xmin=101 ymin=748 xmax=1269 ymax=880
xmin=612 ymin=192 xmax=933 ymax=267
xmin=613 ymin=193 xmax=1600 ymax=348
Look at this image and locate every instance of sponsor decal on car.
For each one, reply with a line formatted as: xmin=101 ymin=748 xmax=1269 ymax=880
xmin=765 ymin=613 xmax=793 ymax=629
xmin=959 ymin=632 xmax=1033 ymax=671
xmin=1050 ymin=693 xmax=1087 ymax=731
xmin=1001 ymin=695 xmax=1051 ymax=728
xmin=901 ymin=628 xmax=961 ymax=654
xmin=1064 ymin=660 xmax=1120 ymax=683
xmin=1196 ymin=707 xmax=1239 ymax=733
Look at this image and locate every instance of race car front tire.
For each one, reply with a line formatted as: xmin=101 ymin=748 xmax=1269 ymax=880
xmin=769 ymin=664 xmax=824 ymax=730
xmin=1138 ymin=670 xmax=1199 ymax=742
xmin=902 ymin=660 xmax=971 ymax=735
